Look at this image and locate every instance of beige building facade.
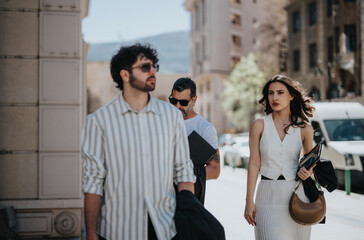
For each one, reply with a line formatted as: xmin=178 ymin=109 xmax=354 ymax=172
xmin=0 ymin=0 xmax=89 ymax=238
xmin=286 ymin=0 xmax=364 ymax=103
xmin=87 ymin=61 xmax=188 ymax=113
xmin=184 ymin=0 xmax=274 ymax=135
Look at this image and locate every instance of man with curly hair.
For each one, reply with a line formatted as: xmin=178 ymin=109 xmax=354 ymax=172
xmin=82 ymin=44 xmax=195 ymax=240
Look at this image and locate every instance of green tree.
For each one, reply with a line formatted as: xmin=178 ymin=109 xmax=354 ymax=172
xmin=222 ymin=53 xmax=266 ymax=130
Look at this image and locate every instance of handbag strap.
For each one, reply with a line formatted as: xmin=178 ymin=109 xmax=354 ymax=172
xmin=294 ymin=181 xmax=302 ymax=192
xmin=294 ymin=179 xmax=323 ymax=194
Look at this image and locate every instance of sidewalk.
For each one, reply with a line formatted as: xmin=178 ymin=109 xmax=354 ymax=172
xmin=204 ymin=166 xmax=364 ymax=240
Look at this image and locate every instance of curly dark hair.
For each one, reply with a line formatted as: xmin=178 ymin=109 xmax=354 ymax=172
xmin=258 ymin=74 xmax=315 ymax=132
xmin=171 ymin=77 xmax=197 ymax=97
xmin=110 ymin=43 xmax=158 ymax=90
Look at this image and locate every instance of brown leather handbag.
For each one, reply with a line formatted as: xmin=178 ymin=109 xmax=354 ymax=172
xmin=289 ymin=183 xmax=326 ymax=225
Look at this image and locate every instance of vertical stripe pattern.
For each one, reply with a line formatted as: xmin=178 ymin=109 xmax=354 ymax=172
xmin=254 ymin=180 xmax=311 ymax=240
xmin=81 ymin=94 xmax=195 ymax=240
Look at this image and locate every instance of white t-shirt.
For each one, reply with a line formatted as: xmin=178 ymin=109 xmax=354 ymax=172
xmin=184 ymin=114 xmax=218 ymax=149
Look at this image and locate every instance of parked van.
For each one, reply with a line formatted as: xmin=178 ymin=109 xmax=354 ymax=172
xmin=311 ymin=102 xmax=364 ymax=188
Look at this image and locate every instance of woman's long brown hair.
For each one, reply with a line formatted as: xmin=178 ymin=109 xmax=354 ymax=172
xmin=258 ymin=74 xmax=315 ymax=133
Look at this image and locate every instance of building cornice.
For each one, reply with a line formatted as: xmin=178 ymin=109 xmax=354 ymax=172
xmin=82 ymin=0 xmax=90 ymax=18
xmin=184 ymin=0 xmax=198 ymax=11
xmin=285 ymin=0 xmax=305 ymax=11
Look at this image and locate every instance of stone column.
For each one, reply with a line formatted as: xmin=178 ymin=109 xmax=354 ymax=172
xmin=0 ymin=0 xmax=86 ymax=238
xmin=300 ymin=2 xmax=308 ymax=76
xmin=317 ymin=0 xmax=326 ymax=99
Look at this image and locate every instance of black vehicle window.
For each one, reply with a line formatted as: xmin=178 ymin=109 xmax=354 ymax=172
xmin=324 ymin=119 xmax=364 ymax=141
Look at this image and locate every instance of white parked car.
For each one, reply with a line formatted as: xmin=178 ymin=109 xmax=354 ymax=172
xmin=218 ymin=133 xmax=234 ymax=147
xmin=311 ymin=102 xmax=364 ymax=188
xmin=223 ymin=135 xmax=250 ymax=168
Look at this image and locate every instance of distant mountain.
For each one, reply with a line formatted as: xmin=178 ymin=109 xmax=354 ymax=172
xmin=87 ymin=31 xmax=190 ymax=73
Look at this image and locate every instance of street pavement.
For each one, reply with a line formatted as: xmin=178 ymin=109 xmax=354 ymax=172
xmin=204 ymin=166 xmax=364 ymax=240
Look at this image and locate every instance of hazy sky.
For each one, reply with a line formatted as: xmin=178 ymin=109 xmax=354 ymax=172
xmin=82 ymin=0 xmax=190 ymax=43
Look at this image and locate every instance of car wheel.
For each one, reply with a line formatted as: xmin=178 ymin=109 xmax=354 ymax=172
xmin=335 ymin=169 xmax=345 ymax=189
xmin=236 ymin=157 xmax=244 ymax=168
xmin=224 ymin=155 xmax=229 ymax=166
xmin=241 ymin=157 xmax=248 ymax=169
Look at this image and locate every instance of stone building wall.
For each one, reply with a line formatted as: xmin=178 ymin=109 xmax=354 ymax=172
xmin=0 ymin=0 xmax=89 ymax=238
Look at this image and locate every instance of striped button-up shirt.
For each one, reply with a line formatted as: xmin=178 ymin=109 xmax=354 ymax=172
xmin=82 ymin=93 xmax=195 ymax=240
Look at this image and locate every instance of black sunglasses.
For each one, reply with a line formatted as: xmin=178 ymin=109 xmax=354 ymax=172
xmin=131 ymin=63 xmax=159 ymax=73
xmin=168 ymin=97 xmax=192 ymax=107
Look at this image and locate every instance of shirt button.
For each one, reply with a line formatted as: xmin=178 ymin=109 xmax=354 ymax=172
xmin=279 ymin=152 xmax=282 ymax=155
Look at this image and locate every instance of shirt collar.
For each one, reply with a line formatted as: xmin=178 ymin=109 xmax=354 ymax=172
xmin=118 ymin=92 xmax=160 ymax=115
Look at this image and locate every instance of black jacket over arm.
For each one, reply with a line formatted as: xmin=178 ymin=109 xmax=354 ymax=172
xmin=174 ymin=190 xmax=225 ymax=240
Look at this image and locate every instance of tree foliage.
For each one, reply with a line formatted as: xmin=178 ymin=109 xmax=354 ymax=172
xmin=222 ymin=54 xmax=266 ymax=130
xmin=259 ymin=0 xmax=287 ymax=52
xmin=255 ymin=0 xmax=288 ymax=77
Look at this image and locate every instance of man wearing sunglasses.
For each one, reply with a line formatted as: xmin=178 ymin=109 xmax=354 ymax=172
xmin=81 ymin=44 xmax=195 ymax=240
xmin=170 ymin=77 xmax=220 ymax=205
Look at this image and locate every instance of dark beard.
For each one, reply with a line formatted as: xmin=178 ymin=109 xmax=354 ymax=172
xmin=129 ymin=74 xmax=155 ymax=92
xmin=179 ymin=108 xmax=188 ymax=117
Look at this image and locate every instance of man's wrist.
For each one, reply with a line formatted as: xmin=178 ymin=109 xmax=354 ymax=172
xmin=86 ymin=231 xmax=98 ymax=240
xmin=177 ymin=181 xmax=194 ymax=194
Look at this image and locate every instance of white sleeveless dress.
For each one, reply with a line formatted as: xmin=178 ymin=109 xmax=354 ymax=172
xmin=254 ymin=115 xmax=311 ymax=240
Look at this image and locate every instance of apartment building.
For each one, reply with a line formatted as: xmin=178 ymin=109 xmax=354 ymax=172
xmin=286 ymin=0 xmax=364 ymax=102
xmin=184 ymin=0 xmax=278 ymax=134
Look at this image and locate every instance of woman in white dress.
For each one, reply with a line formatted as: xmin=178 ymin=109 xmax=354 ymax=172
xmin=244 ymin=75 xmax=316 ymax=240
